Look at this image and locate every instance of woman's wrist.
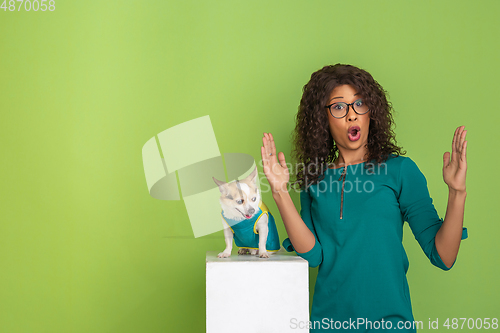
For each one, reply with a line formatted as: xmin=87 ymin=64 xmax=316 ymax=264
xmin=272 ymin=188 xmax=291 ymax=202
xmin=448 ymin=187 xmax=467 ymax=198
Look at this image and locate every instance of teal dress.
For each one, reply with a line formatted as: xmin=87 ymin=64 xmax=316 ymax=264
xmin=283 ymin=154 xmax=468 ymax=332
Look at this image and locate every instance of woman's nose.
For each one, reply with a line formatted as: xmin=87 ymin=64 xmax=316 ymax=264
xmin=346 ymin=106 xmax=357 ymax=121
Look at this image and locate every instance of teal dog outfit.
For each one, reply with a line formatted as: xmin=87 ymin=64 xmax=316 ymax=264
xmin=221 ymin=201 xmax=280 ymax=251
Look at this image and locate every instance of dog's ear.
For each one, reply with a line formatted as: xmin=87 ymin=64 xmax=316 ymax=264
xmin=245 ymin=166 xmax=258 ymax=185
xmin=213 ymin=177 xmax=229 ymax=196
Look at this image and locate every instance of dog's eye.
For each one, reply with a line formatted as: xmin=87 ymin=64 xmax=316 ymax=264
xmin=236 ymin=199 xmax=243 ymax=204
xmin=251 ymin=197 xmax=256 ymax=202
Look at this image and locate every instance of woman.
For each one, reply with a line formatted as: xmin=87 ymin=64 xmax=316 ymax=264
xmin=260 ymin=64 xmax=468 ymax=332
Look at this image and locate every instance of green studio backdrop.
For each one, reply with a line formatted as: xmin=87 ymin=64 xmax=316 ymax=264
xmin=0 ymin=1 xmax=499 ymax=332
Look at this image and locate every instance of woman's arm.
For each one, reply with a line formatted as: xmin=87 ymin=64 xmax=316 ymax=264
xmin=261 ymin=132 xmax=316 ymax=253
xmin=435 ymin=190 xmax=466 ymax=268
xmin=272 ymin=190 xmax=316 ymax=253
xmin=435 ymin=126 xmax=468 ymax=268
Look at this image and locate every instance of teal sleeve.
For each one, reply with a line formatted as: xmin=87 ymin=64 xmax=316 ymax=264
xmin=282 ymin=189 xmax=323 ymax=268
xmin=399 ymin=157 xmax=468 ymax=271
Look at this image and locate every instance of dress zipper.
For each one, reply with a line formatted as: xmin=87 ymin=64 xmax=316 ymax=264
xmin=338 ymin=167 xmax=346 ymax=220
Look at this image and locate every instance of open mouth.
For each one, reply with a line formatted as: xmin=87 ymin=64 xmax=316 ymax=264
xmin=348 ymin=126 xmax=361 ymax=141
xmin=236 ymin=208 xmax=253 ymax=219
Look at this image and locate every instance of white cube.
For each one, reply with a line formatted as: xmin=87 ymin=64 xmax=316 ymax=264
xmin=206 ymin=251 xmax=310 ymax=333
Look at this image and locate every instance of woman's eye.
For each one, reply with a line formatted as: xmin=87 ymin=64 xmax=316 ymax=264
xmin=355 ymin=100 xmax=363 ymax=107
xmin=252 ymin=197 xmax=256 ymax=202
xmin=333 ymin=104 xmax=344 ymax=110
xmin=236 ymin=199 xmax=243 ymax=204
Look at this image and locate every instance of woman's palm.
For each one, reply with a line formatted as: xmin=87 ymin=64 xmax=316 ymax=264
xmin=443 ymin=126 xmax=467 ymax=192
xmin=261 ymin=133 xmax=289 ymax=193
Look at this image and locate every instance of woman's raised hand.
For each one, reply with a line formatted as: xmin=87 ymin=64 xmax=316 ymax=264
xmin=261 ymin=132 xmax=290 ymax=194
xmin=443 ymin=125 xmax=467 ymax=193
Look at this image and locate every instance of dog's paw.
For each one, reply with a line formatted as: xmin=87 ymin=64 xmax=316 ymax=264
xmin=259 ymin=251 xmax=270 ymax=258
xmin=249 ymin=249 xmax=258 ymax=255
xmin=238 ymin=248 xmax=250 ymax=255
xmin=217 ymin=251 xmax=231 ymax=258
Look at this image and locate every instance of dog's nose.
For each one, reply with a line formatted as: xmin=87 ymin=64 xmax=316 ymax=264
xmin=248 ymin=208 xmax=255 ymax=215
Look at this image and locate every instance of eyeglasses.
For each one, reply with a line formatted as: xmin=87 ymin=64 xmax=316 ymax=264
xmin=325 ymin=99 xmax=369 ymax=119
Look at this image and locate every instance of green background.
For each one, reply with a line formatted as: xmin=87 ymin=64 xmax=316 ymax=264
xmin=1 ymin=1 xmax=499 ymax=332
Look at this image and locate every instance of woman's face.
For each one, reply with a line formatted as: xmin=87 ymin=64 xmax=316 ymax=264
xmin=326 ymin=84 xmax=370 ymax=160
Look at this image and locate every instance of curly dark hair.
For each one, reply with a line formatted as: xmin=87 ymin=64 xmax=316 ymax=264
xmin=292 ymin=64 xmax=406 ymax=189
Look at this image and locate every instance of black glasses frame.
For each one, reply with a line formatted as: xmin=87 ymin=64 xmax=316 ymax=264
xmin=325 ymin=99 xmax=370 ymax=119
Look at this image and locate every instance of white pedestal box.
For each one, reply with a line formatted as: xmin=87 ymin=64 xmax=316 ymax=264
xmin=206 ymin=251 xmax=310 ymax=333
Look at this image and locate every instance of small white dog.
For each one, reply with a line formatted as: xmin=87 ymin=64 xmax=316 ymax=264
xmin=213 ymin=167 xmax=280 ymax=258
